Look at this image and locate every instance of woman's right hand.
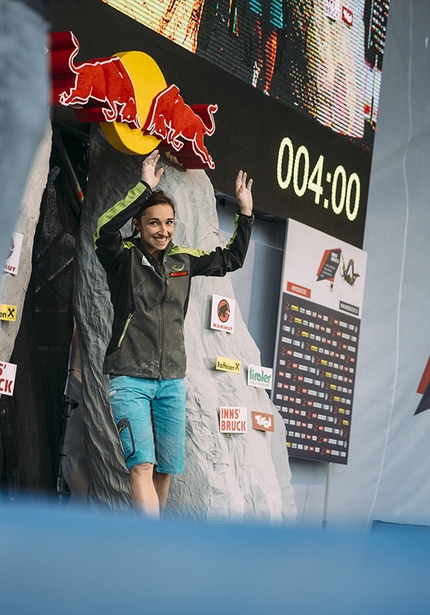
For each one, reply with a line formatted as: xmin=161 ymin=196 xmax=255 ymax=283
xmin=141 ymin=149 xmax=164 ymax=189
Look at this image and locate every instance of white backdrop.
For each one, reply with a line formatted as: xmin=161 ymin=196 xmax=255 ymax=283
xmin=222 ymin=0 xmax=430 ymax=529
xmin=326 ymin=0 xmax=430 ymax=528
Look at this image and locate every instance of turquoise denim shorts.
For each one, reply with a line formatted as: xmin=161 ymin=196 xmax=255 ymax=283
xmin=108 ymin=376 xmax=186 ymax=473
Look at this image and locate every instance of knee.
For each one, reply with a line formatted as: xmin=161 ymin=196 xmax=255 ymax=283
xmin=154 ymin=470 xmax=169 ymax=478
xmin=130 ymin=462 xmax=154 ymax=476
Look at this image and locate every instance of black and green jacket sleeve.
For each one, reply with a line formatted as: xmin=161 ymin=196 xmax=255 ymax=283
xmin=93 ymin=181 xmax=151 ymax=272
xmin=169 ymin=212 xmax=254 ymax=278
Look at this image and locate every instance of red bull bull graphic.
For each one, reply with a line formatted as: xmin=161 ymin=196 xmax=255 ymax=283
xmin=50 ymin=31 xmax=139 ymax=128
xmin=143 ymin=84 xmax=217 ymax=169
xmin=50 ymin=31 xmax=217 ymax=169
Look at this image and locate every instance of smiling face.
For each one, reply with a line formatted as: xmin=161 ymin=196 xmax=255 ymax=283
xmin=133 ymin=203 xmax=175 ymax=256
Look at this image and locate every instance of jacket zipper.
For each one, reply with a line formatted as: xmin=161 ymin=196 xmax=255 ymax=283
xmin=158 ymin=259 xmax=169 ymax=378
xmin=117 ymin=313 xmax=133 ymax=348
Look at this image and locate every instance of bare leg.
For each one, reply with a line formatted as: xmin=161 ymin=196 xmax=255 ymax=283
xmin=153 ymin=471 xmax=171 ymax=516
xmin=130 ymin=462 xmax=160 ymax=519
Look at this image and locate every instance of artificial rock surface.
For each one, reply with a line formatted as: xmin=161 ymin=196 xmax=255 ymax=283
xmin=75 ymin=126 xmax=296 ymax=522
xmin=0 ymin=126 xmax=52 ymax=361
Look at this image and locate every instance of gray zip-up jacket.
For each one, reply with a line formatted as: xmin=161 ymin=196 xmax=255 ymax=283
xmin=94 ymin=181 xmax=253 ymax=379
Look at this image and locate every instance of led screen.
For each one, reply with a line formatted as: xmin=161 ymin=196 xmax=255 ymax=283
xmin=102 ymin=0 xmax=389 ymax=152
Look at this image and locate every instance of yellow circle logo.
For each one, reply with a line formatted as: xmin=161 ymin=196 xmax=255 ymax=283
xmin=101 ymin=51 xmax=167 ymax=155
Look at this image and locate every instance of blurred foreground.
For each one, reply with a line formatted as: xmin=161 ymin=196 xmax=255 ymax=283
xmin=1 ymin=496 xmax=429 ymax=614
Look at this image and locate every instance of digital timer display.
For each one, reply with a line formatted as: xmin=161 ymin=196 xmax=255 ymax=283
xmin=277 ymin=137 xmax=361 ymax=222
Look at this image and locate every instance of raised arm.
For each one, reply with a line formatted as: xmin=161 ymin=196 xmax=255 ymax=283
xmin=177 ymin=171 xmax=254 ymax=278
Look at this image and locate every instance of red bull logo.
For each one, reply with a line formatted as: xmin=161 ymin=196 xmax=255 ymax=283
xmin=143 ymin=84 xmax=217 ymax=169
xmin=52 ymin=31 xmax=139 ymax=127
xmin=50 ymin=31 xmax=217 ymax=169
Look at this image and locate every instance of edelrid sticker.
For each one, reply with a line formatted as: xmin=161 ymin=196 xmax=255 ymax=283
xmin=247 ymin=364 xmax=273 ymax=390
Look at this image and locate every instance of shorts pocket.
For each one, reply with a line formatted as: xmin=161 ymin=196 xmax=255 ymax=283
xmin=116 ymin=417 xmax=136 ymax=464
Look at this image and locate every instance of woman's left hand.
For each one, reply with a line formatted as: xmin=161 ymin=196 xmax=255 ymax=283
xmin=235 ymin=170 xmax=253 ymax=216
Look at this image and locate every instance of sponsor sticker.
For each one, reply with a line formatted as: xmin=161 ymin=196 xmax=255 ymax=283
xmin=219 ymin=407 xmax=248 ymax=433
xmin=211 ymin=294 xmax=235 ymax=333
xmin=251 ymin=411 xmax=275 ymax=432
xmin=342 ymin=6 xmax=353 ymax=26
xmin=0 ymin=361 xmax=17 ymax=396
xmin=324 ymin=0 xmax=340 ymax=21
xmin=0 ymin=305 xmax=17 ymax=322
xmin=247 ymin=364 xmax=273 ymax=390
xmin=4 ymin=232 xmax=23 ymax=276
xmin=286 ymin=281 xmax=311 ymax=298
xmin=216 ymin=356 xmax=241 ymax=374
